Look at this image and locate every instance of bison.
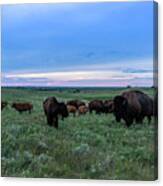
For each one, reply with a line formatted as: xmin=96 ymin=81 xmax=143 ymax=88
xmin=78 ymin=105 xmax=88 ymax=115
xmin=67 ymin=100 xmax=85 ymax=109
xmin=1 ymin=101 xmax=8 ymax=110
xmin=12 ymin=102 xmax=33 ymax=113
xmin=43 ymin=97 xmax=68 ymax=128
xmin=67 ymin=105 xmax=77 ymax=117
xmin=88 ymin=100 xmax=104 ymax=114
xmin=103 ymin=100 xmax=114 ymax=113
xmin=113 ymin=90 xmax=154 ymax=127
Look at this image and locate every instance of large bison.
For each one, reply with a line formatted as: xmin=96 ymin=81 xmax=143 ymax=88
xmin=67 ymin=100 xmax=85 ymax=109
xmin=43 ymin=97 xmax=68 ymax=128
xmin=89 ymin=100 xmax=104 ymax=114
xmin=12 ymin=102 xmax=33 ymax=113
xmin=1 ymin=101 xmax=8 ymax=110
xmin=113 ymin=90 xmax=153 ymax=127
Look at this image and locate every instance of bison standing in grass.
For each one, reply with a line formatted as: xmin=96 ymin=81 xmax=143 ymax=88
xmin=113 ymin=90 xmax=153 ymax=127
xmin=89 ymin=100 xmax=104 ymax=114
xmin=103 ymin=100 xmax=114 ymax=113
xmin=67 ymin=105 xmax=77 ymax=117
xmin=78 ymin=105 xmax=88 ymax=115
xmin=67 ymin=100 xmax=85 ymax=109
xmin=12 ymin=102 xmax=33 ymax=113
xmin=43 ymin=97 xmax=68 ymax=129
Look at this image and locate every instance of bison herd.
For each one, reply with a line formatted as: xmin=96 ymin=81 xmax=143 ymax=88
xmin=1 ymin=90 xmax=158 ymax=129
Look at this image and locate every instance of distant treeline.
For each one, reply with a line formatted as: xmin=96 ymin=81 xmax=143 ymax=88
xmin=2 ymin=86 xmax=153 ymax=92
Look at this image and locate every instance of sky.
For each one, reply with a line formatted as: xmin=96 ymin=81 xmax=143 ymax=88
xmin=1 ymin=1 xmax=155 ymax=87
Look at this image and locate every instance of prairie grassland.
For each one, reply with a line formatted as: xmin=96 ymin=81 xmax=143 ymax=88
xmin=1 ymin=87 xmax=157 ymax=180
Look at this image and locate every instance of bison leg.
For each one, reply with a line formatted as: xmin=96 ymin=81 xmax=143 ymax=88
xmin=147 ymin=116 xmax=151 ymax=124
xmin=96 ymin=110 xmax=100 ymax=114
xmin=115 ymin=115 xmax=121 ymax=122
xmin=125 ymin=118 xmax=133 ymax=127
xmin=125 ymin=121 xmax=132 ymax=127
xmin=54 ymin=117 xmax=58 ymax=129
xmin=116 ymin=118 xmax=121 ymax=122
xmin=44 ymin=109 xmax=47 ymax=115
xmin=136 ymin=116 xmax=143 ymax=124
xmin=47 ymin=116 xmax=53 ymax=126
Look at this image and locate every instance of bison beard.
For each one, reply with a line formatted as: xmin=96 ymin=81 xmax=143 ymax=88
xmin=43 ymin=97 xmax=68 ymax=129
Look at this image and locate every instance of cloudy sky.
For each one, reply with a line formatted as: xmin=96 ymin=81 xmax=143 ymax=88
xmin=1 ymin=2 xmax=154 ymax=87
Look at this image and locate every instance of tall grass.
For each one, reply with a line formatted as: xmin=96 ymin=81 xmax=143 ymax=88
xmin=1 ymin=87 xmax=157 ymax=180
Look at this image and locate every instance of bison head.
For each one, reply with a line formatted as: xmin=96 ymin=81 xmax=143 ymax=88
xmin=113 ymin=95 xmax=128 ymax=122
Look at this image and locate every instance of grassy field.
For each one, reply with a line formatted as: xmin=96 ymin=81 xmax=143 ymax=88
xmin=1 ymin=87 xmax=157 ymax=180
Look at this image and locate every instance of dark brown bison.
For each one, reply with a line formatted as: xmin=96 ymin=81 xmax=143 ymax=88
xmin=67 ymin=100 xmax=85 ymax=109
xmin=103 ymin=100 xmax=114 ymax=113
xmin=113 ymin=90 xmax=154 ymax=127
xmin=43 ymin=97 xmax=68 ymax=128
xmin=78 ymin=105 xmax=88 ymax=115
xmin=89 ymin=100 xmax=104 ymax=114
xmin=67 ymin=105 xmax=77 ymax=117
xmin=12 ymin=102 xmax=33 ymax=113
xmin=1 ymin=101 xmax=8 ymax=110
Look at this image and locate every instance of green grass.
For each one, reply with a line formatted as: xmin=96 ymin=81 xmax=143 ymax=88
xmin=1 ymin=87 xmax=157 ymax=180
